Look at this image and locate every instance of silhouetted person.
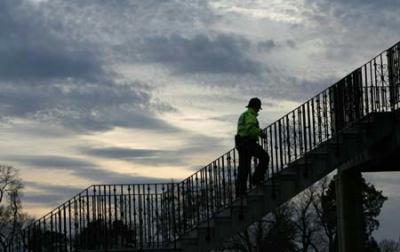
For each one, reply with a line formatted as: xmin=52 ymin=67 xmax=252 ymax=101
xmin=235 ymin=97 xmax=269 ymax=196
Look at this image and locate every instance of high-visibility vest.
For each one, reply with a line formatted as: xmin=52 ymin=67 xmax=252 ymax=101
xmin=237 ymin=108 xmax=262 ymax=141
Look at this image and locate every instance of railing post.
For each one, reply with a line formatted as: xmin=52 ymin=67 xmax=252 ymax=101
xmin=336 ymin=168 xmax=364 ymax=252
xmin=387 ymin=46 xmax=399 ymax=110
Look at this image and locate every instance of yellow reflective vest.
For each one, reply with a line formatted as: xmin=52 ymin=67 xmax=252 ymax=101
xmin=237 ymin=108 xmax=262 ymax=141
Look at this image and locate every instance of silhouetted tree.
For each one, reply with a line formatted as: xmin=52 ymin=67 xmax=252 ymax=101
xmin=74 ymin=219 xmax=106 ymax=250
xmin=26 ymin=226 xmax=67 ymax=252
xmin=314 ymin=175 xmax=387 ymax=252
xmin=260 ymin=205 xmax=298 ymax=251
xmin=74 ymin=219 xmax=134 ymax=250
xmin=224 ymin=204 xmax=298 ymax=252
xmin=292 ymin=182 xmax=324 ymax=252
xmin=379 ymin=237 xmax=400 ymax=252
xmin=222 ymin=174 xmax=387 ymax=252
xmin=0 ymin=165 xmax=25 ymax=251
xmin=312 ymin=177 xmax=338 ymax=252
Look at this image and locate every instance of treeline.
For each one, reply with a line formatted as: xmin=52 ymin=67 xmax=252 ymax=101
xmin=221 ymin=175 xmax=389 ymax=252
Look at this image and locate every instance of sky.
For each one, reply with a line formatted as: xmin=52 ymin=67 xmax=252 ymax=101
xmin=0 ymin=0 xmax=399 ymax=241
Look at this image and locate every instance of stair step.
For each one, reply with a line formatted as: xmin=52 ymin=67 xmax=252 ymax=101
xmin=310 ymin=149 xmax=329 ymax=156
xmin=215 ymin=209 xmax=232 ymax=218
xmin=342 ymin=131 xmax=361 ymax=139
xmin=231 ymin=198 xmax=248 ymax=207
xmin=279 ymin=170 xmax=298 ymax=178
xmin=247 ymin=189 xmax=265 ymax=197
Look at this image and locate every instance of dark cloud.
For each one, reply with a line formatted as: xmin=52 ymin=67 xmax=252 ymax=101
xmin=257 ymin=40 xmax=276 ymax=53
xmin=84 ymin=147 xmax=163 ymax=160
xmin=0 ymin=47 xmax=103 ymax=82
xmin=8 ymin=155 xmax=170 ymax=184
xmin=138 ymin=34 xmax=262 ymax=74
xmin=26 ymin=181 xmax=84 ymax=196
xmin=80 ymin=132 xmax=226 ymax=167
xmin=23 ymin=181 xmax=84 ymax=207
xmin=0 ymin=0 xmax=104 ymax=82
xmin=0 ymin=80 xmax=179 ymax=133
xmin=302 ymin=0 xmax=400 ymax=62
xmin=282 ymin=75 xmax=337 ymax=101
xmin=0 ymin=0 xmax=181 ymax=133
xmin=43 ymin=0 xmax=215 ymax=35
xmin=286 ymin=40 xmax=296 ymax=49
xmin=8 ymin=155 xmax=94 ymax=169
xmin=306 ymin=0 xmax=400 ymax=10
xmin=83 ymin=147 xmax=186 ymax=167
xmin=254 ymin=71 xmax=337 ymax=102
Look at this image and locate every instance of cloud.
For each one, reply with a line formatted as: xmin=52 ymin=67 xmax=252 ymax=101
xmin=10 ymin=155 xmax=94 ymax=168
xmin=136 ymin=33 xmax=262 ymax=74
xmin=84 ymin=147 xmax=164 ymax=160
xmin=7 ymin=155 xmax=170 ymax=184
xmin=306 ymin=0 xmax=400 ymax=11
xmin=0 ymin=80 xmax=180 ymax=133
xmin=277 ymin=75 xmax=337 ymax=101
xmin=0 ymin=0 xmax=183 ymax=134
xmin=257 ymin=40 xmax=276 ymax=52
xmin=0 ymin=0 xmax=105 ymax=82
xmin=23 ymin=181 xmax=84 ymax=207
xmin=301 ymin=0 xmax=400 ymax=61
xmin=80 ymin=131 xmax=226 ymax=167
xmin=83 ymin=147 xmax=186 ymax=167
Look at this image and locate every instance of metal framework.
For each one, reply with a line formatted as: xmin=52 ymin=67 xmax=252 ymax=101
xmin=8 ymin=42 xmax=400 ymax=251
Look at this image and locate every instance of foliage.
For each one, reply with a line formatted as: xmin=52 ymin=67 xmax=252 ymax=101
xmin=74 ymin=219 xmax=135 ymax=250
xmin=314 ymin=175 xmax=387 ymax=251
xmin=313 ymin=177 xmax=339 ymax=252
xmin=26 ymin=227 xmax=68 ymax=252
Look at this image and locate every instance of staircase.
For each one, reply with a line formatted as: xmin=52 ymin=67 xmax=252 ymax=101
xmin=9 ymin=42 xmax=400 ymax=252
xmin=175 ymin=111 xmax=400 ymax=251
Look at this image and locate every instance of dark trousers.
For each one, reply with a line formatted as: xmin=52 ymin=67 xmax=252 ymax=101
xmin=235 ymin=135 xmax=269 ymax=195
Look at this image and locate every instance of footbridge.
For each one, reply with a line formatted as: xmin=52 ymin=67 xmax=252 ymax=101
xmin=10 ymin=41 xmax=400 ymax=252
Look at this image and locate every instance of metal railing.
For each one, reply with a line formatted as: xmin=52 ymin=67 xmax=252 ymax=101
xmin=9 ymin=41 xmax=400 ymax=251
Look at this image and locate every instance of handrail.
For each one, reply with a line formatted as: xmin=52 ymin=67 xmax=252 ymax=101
xmin=8 ymin=41 xmax=400 ymax=251
xmin=164 ymin=40 xmax=400 ymax=242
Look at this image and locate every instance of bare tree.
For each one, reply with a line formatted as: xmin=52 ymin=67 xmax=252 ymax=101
xmin=0 ymin=165 xmax=24 ymax=251
xmin=292 ymin=184 xmax=324 ymax=252
xmin=311 ymin=177 xmax=337 ymax=252
xmin=379 ymin=237 xmax=400 ymax=252
xmin=223 ymin=204 xmax=298 ymax=252
xmin=218 ymin=174 xmax=386 ymax=252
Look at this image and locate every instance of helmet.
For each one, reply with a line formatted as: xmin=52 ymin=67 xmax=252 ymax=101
xmin=247 ymin=97 xmax=262 ymax=110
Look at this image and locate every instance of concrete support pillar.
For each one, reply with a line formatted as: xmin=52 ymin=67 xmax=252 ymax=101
xmin=336 ymin=168 xmax=364 ymax=252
